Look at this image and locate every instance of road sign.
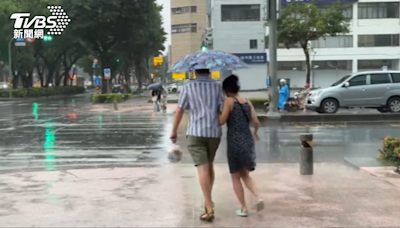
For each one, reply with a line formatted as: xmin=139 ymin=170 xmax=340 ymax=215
xmin=14 ymin=37 xmax=26 ymax=46
xmin=94 ymin=77 xmax=101 ymax=86
xmin=172 ymin=72 xmax=185 ymax=81
xmin=104 ymin=68 xmax=111 ymax=79
xmin=211 ymin=71 xmax=220 ymax=79
xmin=153 ymin=57 xmax=163 ymax=66
xmin=382 ymin=66 xmax=388 ymax=71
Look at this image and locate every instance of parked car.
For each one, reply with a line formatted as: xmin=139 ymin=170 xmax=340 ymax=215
xmin=166 ymin=82 xmax=184 ymax=93
xmin=307 ymin=70 xmax=400 ymax=114
xmin=111 ymin=84 xmax=126 ymax=93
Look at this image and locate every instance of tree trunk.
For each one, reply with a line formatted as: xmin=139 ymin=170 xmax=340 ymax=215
xmin=135 ymin=61 xmax=142 ymax=93
xmin=303 ymin=47 xmax=311 ymax=84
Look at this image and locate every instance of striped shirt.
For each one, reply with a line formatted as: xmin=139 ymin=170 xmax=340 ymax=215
xmin=178 ymin=77 xmax=224 ymax=138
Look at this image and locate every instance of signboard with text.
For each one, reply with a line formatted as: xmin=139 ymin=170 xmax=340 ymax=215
xmin=233 ymin=53 xmax=267 ymax=64
xmin=172 ymin=72 xmax=185 ymax=81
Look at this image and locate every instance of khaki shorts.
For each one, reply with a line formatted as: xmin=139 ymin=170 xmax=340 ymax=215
xmin=187 ymin=136 xmax=221 ymax=166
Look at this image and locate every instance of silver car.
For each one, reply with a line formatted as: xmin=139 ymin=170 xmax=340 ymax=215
xmin=307 ymin=70 xmax=400 ymax=114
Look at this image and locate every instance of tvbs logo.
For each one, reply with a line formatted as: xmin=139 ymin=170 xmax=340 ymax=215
xmin=10 ymin=6 xmax=70 ymax=39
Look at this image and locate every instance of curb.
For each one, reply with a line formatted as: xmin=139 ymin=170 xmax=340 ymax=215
xmin=258 ymin=113 xmax=400 ymax=123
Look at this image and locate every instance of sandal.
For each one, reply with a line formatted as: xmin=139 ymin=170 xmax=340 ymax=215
xmin=204 ymin=202 xmax=215 ymax=212
xmin=200 ymin=208 xmax=214 ymax=222
xmin=236 ymin=208 xmax=248 ymax=217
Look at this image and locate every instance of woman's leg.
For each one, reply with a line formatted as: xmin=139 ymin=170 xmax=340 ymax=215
xmin=231 ymin=172 xmax=248 ymax=212
xmin=240 ymin=170 xmax=259 ymax=202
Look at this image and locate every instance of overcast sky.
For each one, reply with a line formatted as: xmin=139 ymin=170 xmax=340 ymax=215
xmin=156 ymin=0 xmax=171 ymax=49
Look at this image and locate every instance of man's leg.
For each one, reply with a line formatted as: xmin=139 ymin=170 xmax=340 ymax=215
xmin=207 ymin=137 xmax=221 ymax=199
xmin=187 ymin=137 xmax=213 ymax=210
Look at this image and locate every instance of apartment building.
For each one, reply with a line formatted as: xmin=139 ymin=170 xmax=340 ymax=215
xmin=211 ymin=0 xmax=400 ymax=89
xmin=170 ymin=0 xmax=208 ymax=66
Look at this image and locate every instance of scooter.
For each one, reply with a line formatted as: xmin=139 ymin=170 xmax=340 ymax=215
xmin=263 ymin=92 xmax=301 ymax=113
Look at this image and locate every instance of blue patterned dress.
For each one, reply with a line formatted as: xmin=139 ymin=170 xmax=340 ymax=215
xmin=226 ymin=98 xmax=256 ymax=174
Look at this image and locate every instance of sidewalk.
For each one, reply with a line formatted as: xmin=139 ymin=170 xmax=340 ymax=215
xmin=1 ymin=163 xmax=400 ymax=227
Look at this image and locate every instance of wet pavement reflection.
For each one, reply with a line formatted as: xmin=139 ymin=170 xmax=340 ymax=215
xmin=0 ymin=94 xmax=399 ymax=173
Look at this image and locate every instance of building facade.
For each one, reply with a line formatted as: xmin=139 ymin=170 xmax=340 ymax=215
xmin=212 ymin=0 xmax=267 ymax=90
xmin=170 ymin=0 xmax=208 ymax=66
xmin=211 ymin=0 xmax=400 ymax=89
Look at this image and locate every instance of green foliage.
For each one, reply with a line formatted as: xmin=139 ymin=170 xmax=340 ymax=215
xmin=92 ymin=93 xmax=132 ymax=103
xmin=0 ymin=86 xmax=85 ymax=98
xmin=248 ymin=97 xmax=269 ymax=108
xmin=276 ymin=2 xmax=350 ymax=83
xmin=0 ymin=0 xmax=166 ymax=90
xmin=378 ymin=136 xmax=400 ymax=162
xmin=86 ymin=85 xmax=95 ymax=89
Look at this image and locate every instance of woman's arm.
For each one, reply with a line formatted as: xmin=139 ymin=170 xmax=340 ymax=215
xmin=248 ymin=101 xmax=260 ymax=133
xmin=219 ymin=98 xmax=233 ymax=125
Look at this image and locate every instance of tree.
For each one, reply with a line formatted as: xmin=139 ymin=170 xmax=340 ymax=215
xmin=277 ymin=2 xmax=350 ymax=83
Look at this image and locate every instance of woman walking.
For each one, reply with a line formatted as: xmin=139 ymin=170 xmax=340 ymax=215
xmin=219 ymin=75 xmax=264 ymax=217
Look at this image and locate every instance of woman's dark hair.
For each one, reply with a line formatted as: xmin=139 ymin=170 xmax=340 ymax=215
xmin=222 ymin=75 xmax=240 ymax=94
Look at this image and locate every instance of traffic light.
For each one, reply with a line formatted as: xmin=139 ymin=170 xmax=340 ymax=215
xmin=201 ymin=44 xmax=208 ymax=51
xmin=116 ymin=59 xmax=120 ymax=62
xmin=43 ymin=35 xmax=52 ymax=41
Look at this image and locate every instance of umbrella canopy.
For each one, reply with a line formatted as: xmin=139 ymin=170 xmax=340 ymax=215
xmin=148 ymin=82 xmax=163 ymax=91
xmin=168 ymin=50 xmax=249 ymax=73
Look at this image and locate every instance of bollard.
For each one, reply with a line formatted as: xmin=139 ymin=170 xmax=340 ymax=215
xmin=299 ymin=134 xmax=313 ymax=175
xmin=113 ymin=98 xmax=118 ymax=110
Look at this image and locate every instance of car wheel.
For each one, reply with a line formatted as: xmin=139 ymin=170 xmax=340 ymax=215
xmin=320 ymin=98 xmax=339 ymax=114
xmin=377 ymin=107 xmax=389 ymax=113
xmin=172 ymin=88 xmax=177 ymax=93
xmin=387 ymin=97 xmax=400 ymax=113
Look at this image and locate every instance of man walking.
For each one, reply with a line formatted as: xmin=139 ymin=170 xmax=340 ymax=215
xmin=170 ymin=69 xmax=224 ymax=222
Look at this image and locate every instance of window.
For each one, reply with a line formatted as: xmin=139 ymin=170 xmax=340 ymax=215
xmin=312 ymin=60 xmax=350 ymax=70
xmin=358 ymin=60 xmax=392 ymax=69
xmin=318 ymin=5 xmax=353 ymax=19
xmin=348 ymin=75 xmax=367 ymax=86
xmin=312 ymin=35 xmax=353 ymax=48
xmin=171 ymin=6 xmax=197 ymax=15
xmin=370 ymin=73 xmax=391 ymax=84
xmin=391 ymin=73 xmax=400 ymax=83
xmin=221 ymin=5 xmax=260 ymax=21
xmin=277 ymin=61 xmax=303 ymax=70
xmin=171 ymin=23 xmax=197 ymax=34
xmin=358 ymin=2 xmax=399 ymax=19
xmin=250 ymin=40 xmax=257 ymax=49
xmin=358 ymin=34 xmax=399 ymax=47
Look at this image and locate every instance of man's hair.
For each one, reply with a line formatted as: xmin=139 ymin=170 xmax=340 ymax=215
xmin=195 ymin=69 xmax=210 ymax=75
xmin=222 ymin=74 xmax=240 ymax=94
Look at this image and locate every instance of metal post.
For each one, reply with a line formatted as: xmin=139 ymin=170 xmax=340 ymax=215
xmin=8 ymin=37 xmax=13 ymax=98
xmin=113 ymin=98 xmax=118 ymax=110
xmin=266 ymin=0 xmax=280 ymax=118
xmin=300 ymin=134 xmax=313 ymax=175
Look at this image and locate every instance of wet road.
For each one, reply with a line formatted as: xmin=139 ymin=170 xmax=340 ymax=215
xmin=0 ymin=94 xmax=399 ymax=173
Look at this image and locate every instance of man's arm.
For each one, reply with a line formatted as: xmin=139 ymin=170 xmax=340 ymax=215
xmin=171 ymin=87 xmax=190 ymax=141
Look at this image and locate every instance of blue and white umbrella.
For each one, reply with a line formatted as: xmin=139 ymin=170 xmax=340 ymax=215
xmin=168 ymin=50 xmax=249 ymax=73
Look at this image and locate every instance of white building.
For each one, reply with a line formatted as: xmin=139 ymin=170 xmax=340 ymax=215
xmin=211 ymin=0 xmax=400 ymax=90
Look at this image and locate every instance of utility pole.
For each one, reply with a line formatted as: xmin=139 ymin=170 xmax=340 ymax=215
xmin=8 ymin=37 xmax=13 ymax=98
xmin=266 ymin=0 xmax=280 ymax=118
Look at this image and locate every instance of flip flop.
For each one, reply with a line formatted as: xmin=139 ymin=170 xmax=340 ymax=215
xmin=236 ymin=209 xmax=248 ymax=217
xmin=254 ymin=199 xmax=265 ymax=212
